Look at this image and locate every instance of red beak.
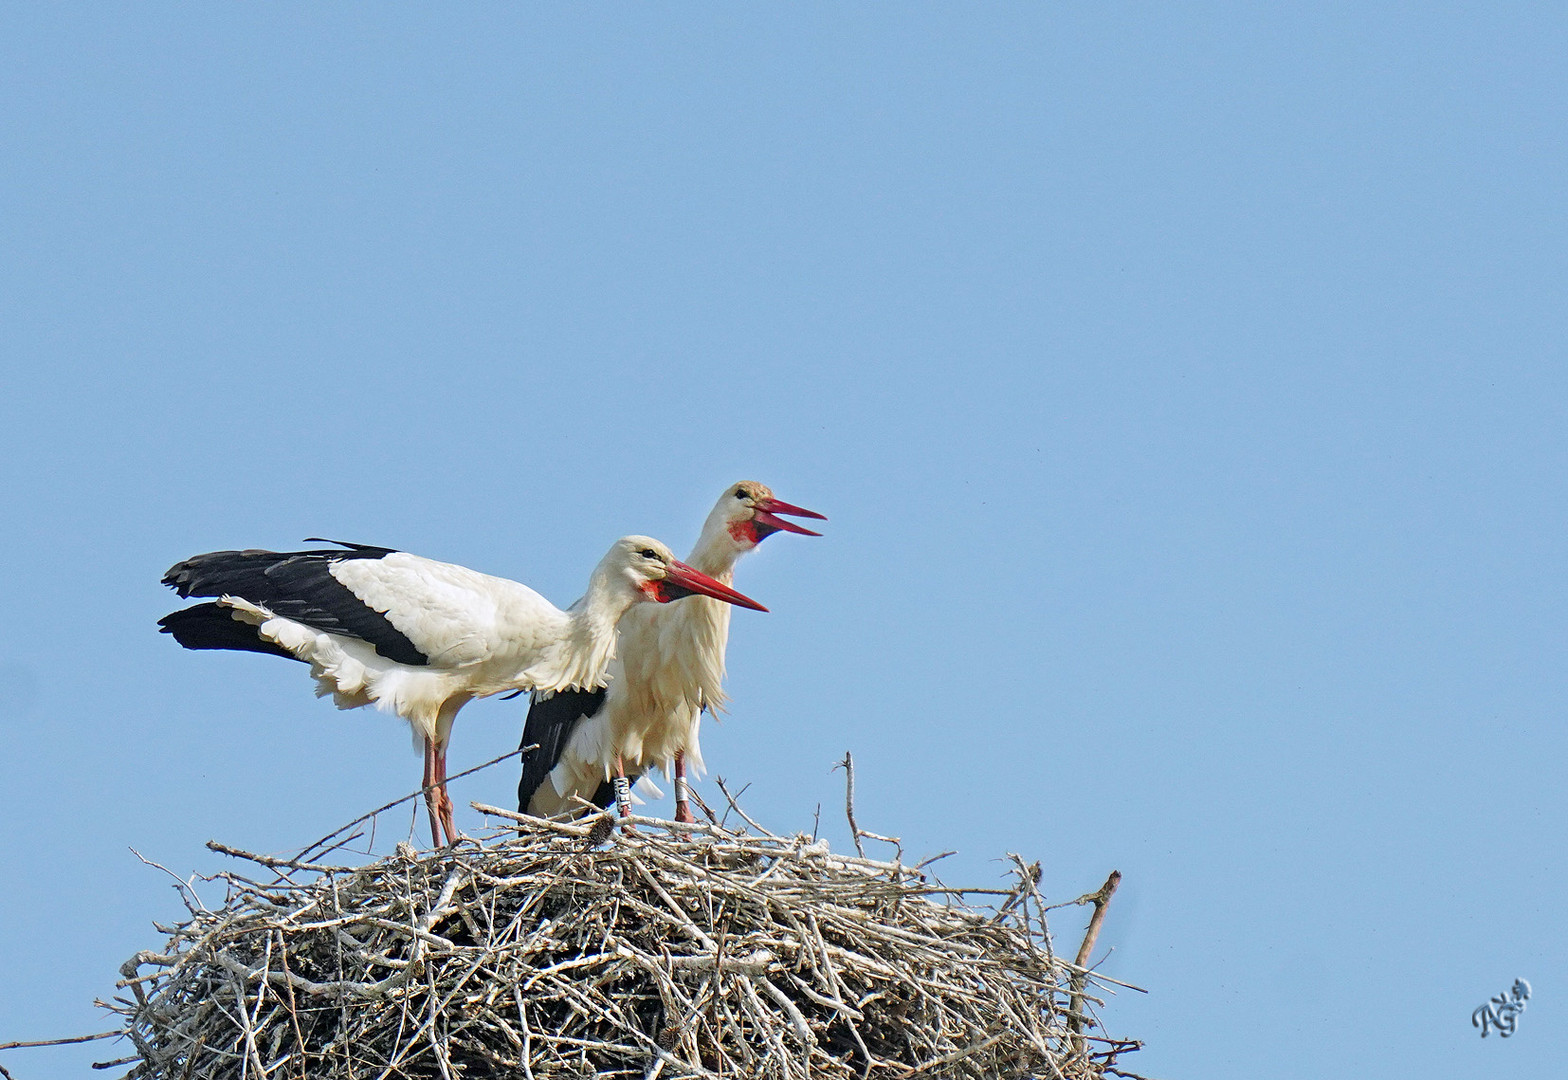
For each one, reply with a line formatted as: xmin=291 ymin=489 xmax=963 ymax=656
xmin=754 ymin=497 xmax=827 ymax=537
xmin=660 ymin=560 xmax=769 ymax=611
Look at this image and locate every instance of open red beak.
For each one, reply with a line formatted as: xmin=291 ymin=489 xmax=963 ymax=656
xmin=754 ymin=497 xmax=827 ymax=538
xmin=660 ymin=560 xmax=769 ymax=611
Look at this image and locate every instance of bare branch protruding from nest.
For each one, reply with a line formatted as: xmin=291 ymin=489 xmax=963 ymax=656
xmin=835 ymin=751 xmax=868 ymax=859
xmin=1069 ymin=870 xmax=1123 ymax=1039
xmin=0 ymin=1031 xmax=125 ymax=1052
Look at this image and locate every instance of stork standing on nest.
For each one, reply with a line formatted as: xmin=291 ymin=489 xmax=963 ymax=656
xmin=518 ymin=483 xmax=823 ymax=823
xmin=159 ymin=536 xmax=766 ymax=846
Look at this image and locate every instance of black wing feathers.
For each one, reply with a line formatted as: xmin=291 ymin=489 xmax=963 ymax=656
xmin=157 ymin=603 xmax=304 ymax=661
xmin=160 ymin=545 xmax=430 ymax=666
xmin=517 ymin=688 xmax=607 ymax=813
xmin=301 ymin=538 xmax=391 ymax=552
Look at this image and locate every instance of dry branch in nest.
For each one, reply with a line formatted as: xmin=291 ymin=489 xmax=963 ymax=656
xmin=105 ymin=801 xmax=1141 ymax=1079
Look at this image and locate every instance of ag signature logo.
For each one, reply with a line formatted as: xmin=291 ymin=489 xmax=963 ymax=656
xmin=1472 ymin=978 xmax=1530 ymax=1038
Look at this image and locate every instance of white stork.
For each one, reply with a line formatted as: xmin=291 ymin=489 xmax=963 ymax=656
xmin=517 ymin=483 xmax=823 ymax=823
xmin=159 ymin=535 xmax=766 ymax=846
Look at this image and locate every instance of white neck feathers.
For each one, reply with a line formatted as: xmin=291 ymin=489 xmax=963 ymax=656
xmin=525 ymin=562 xmax=637 ymax=694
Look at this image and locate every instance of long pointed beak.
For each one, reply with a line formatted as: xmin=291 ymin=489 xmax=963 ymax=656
xmin=662 ymin=560 xmax=769 ymax=611
xmin=755 ymin=497 xmax=827 ymax=537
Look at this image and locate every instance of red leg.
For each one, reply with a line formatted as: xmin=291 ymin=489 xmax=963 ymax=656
xmin=673 ymin=751 xmax=696 ymax=825
xmin=421 ymin=739 xmax=443 ymax=848
xmin=442 ymin=745 xmax=461 ymax=845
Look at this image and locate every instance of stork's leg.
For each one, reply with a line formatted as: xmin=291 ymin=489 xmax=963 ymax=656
xmin=429 ymin=695 xmax=469 ymax=847
xmin=612 ymin=753 xmax=633 ymax=819
xmin=421 ymin=738 xmax=443 ymax=848
xmin=434 ymin=742 xmax=457 ymax=846
xmin=673 ymin=751 xmax=697 ymax=825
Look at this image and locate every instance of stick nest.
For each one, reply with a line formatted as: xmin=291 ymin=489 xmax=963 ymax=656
xmin=108 ymin=807 xmax=1140 ymax=1079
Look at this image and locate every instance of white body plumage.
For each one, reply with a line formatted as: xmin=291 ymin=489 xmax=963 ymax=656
xmin=525 ymin=483 xmax=823 ymax=818
xmin=532 ymin=580 xmax=732 ymax=812
xmin=226 ymin=552 xmax=627 ymax=749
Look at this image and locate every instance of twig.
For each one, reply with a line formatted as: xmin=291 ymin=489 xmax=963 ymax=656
xmin=915 ymin=851 xmax=956 ymax=871
xmin=833 ymin=751 xmax=867 ymax=858
xmin=0 ymin=1031 xmax=124 ymax=1051
xmin=1069 ymin=870 xmax=1122 ymax=1036
xmin=91 ymin=1055 xmax=140 ymax=1070
xmin=713 ymin=777 xmax=775 ymax=837
xmin=205 ymin=842 xmax=357 ymax=874
xmin=128 ymin=849 xmax=207 ymax=913
xmin=275 ymin=929 xmax=310 ymax=1080
xmin=687 ymin=787 xmax=720 ymax=825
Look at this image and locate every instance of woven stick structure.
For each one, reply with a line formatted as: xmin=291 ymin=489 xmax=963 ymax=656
xmin=106 ymin=800 xmax=1141 ymax=1079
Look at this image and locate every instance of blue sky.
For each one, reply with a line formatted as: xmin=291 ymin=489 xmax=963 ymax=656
xmin=2 ymin=4 xmax=1564 ymax=1076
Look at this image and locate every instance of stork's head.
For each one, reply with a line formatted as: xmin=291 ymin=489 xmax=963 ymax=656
xmin=610 ymin=535 xmax=768 ymax=611
xmin=702 ymin=482 xmax=827 ymax=554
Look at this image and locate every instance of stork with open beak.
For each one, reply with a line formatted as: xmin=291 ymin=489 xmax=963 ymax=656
xmin=518 ymin=483 xmax=824 ymax=823
xmin=159 ymin=535 xmax=766 ymax=846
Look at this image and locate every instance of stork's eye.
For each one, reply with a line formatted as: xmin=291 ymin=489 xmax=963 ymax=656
xmin=734 ymin=489 xmax=749 ymax=500
xmin=639 ymin=548 xmax=659 ymax=560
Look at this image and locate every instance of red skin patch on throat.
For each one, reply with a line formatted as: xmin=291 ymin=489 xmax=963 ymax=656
xmin=727 ymin=519 xmax=760 ymax=546
xmin=639 ymin=581 xmax=665 ymax=602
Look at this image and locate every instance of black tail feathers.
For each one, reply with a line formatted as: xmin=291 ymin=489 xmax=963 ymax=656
xmin=158 ymin=603 xmax=302 ymax=661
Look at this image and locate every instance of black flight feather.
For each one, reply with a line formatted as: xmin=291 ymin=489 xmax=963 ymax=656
xmin=160 ymin=545 xmax=430 ymax=667
xmin=517 ymin=687 xmax=609 ymax=814
xmin=157 ymin=603 xmax=303 ymax=661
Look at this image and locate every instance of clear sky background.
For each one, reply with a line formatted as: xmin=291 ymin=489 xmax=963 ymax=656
xmin=2 ymin=4 xmax=1563 ymax=1077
